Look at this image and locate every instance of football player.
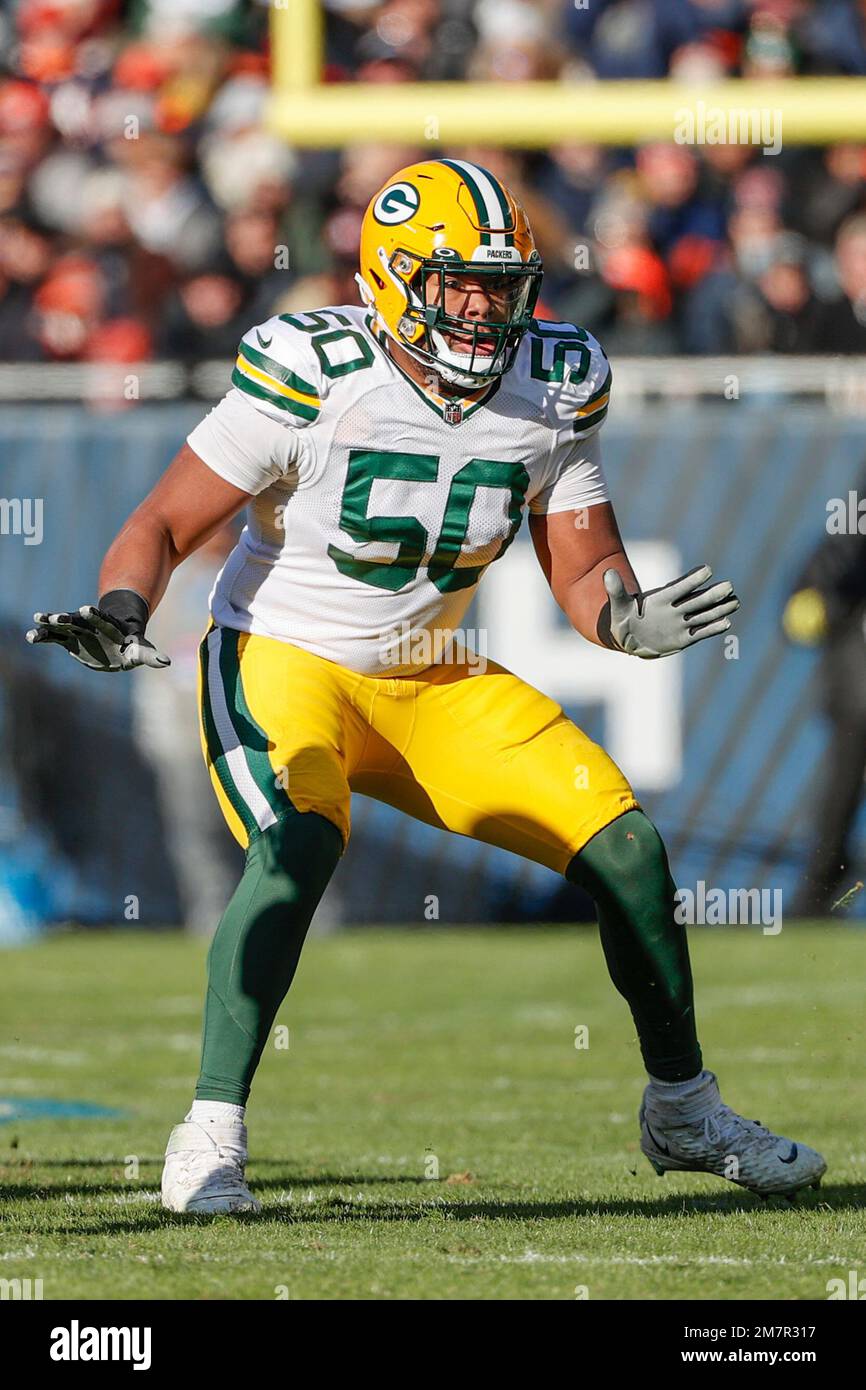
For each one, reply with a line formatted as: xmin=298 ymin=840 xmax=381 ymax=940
xmin=29 ymin=160 xmax=825 ymax=1211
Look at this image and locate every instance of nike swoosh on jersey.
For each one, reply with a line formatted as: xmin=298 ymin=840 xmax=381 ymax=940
xmin=257 ymin=331 xmax=273 ymax=349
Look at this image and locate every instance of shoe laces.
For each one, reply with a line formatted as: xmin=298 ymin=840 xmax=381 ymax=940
xmin=704 ymin=1105 xmax=777 ymax=1154
xmin=179 ymin=1142 xmax=247 ymax=1190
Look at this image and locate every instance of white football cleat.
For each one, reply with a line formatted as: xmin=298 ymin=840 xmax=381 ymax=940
xmin=161 ymin=1120 xmax=261 ymax=1214
xmin=640 ymin=1070 xmax=826 ymax=1199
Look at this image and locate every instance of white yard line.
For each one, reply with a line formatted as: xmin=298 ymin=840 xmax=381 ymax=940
xmin=446 ymin=1252 xmax=858 ymax=1267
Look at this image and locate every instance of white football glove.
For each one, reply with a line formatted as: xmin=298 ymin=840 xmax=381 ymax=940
xmin=603 ymin=565 xmax=739 ymax=659
xmin=26 ymin=604 xmax=170 ymax=672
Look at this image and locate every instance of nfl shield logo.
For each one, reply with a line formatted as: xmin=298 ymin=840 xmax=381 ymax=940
xmin=443 ymin=399 xmax=463 ymax=426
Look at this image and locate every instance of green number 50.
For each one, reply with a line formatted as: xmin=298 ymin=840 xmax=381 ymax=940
xmin=327 ymin=449 xmax=529 ymax=593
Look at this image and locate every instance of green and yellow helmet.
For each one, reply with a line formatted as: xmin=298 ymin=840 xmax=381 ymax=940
xmin=357 ymin=158 xmax=543 ymax=388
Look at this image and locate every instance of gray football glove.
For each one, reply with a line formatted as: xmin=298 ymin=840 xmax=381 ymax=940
xmin=603 ymin=565 xmax=739 ymax=659
xmin=26 ymin=603 xmax=170 ymax=672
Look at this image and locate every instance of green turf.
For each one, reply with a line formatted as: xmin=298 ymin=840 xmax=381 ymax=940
xmin=1 ymin=924 xmax=864 ymax=1300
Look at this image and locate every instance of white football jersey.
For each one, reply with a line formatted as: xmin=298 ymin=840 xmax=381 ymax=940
xmin=187 ymin=304 xmax=612 ymax=675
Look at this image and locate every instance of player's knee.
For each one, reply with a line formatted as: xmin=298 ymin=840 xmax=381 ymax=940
xmin=248 ymin=810 xmax=343 ymax=902
xmin=608 ymin=808 xmax=670 ymax=877
xmin=567 ymin=809 xmax=674 ymax=907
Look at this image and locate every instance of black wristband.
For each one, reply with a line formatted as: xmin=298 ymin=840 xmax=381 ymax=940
xmin=596 ymin=598 xmax=618 ymax=651
xmin=98 ymin=588 xmax=150 ymax=638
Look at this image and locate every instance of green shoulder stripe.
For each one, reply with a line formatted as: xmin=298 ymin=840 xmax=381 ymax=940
xmin=232 ymin=367 xmax=319 ymax=422
xmin=581 ymin=366 xmax=613 ymax=408
xmin=573 ymin=404 xmax=608 ymax=434
xmin=238 ymin=340 xmax=319 ymax=398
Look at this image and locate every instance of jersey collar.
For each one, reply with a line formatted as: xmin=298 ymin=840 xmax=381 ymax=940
xmin=364 ymin=312 xmax=501 ymax=425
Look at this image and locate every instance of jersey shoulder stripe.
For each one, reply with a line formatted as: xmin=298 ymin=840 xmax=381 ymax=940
xmin=232 ymin=351 xmax=320 ymax=422
xmin=573 ymin=360 xmax=612 ymax=434
xmin=232 ymin=314 xmax=327 ymax=425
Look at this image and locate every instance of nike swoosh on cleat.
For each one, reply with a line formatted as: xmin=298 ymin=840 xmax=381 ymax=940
xmin=257 ymin=331 xmax=273 ymax=349
xmin=644 ymin=1121 xmax=670 ymax=1156
xmin=778 ymin=1144 xmax=798 ymax=1164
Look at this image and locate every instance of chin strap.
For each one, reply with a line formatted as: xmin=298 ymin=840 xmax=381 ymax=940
xmin=354 ymin=272 xmax=375 ymax=308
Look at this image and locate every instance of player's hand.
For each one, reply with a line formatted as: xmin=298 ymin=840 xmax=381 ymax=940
xmin=26 ymin=605 xmax=171 ymax=672
xmin=603 ymin=565 xmax=739 ymax=659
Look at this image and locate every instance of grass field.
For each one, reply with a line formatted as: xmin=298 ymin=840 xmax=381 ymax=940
xmin=1 ymin=924 xmax=865 ymax=1301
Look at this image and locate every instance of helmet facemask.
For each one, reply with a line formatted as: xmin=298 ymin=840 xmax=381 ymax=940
xmin=387 ymin=250 xmax=543 ymax=389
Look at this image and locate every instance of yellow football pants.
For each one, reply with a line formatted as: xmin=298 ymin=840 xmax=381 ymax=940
xmin=199 ymin=625 xmax=639 ymax=876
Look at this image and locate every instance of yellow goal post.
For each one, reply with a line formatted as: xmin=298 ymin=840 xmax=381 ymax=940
xmin=268 ymin=0 xmax=866 ymax=147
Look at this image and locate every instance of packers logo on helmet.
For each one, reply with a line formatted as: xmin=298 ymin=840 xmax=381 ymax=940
xmin=357 ymin=159 xmax=543 ymax=389
xmin=372 ymin=182 xmax=421 ymax=225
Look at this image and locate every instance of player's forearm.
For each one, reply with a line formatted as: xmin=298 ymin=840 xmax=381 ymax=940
xmin=96 ymin=444 xmax=250 ymax=617
xmin=557 ymin=550 xmax=639 ymax=649
xmin=97 ymin=504 xmax=179 ymax=616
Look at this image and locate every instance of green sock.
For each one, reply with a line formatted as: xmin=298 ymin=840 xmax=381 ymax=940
xmin=567 ymin=809 xmax=702 ymax=1082
xmin=195 ymin=810 xmax=343 ymax=1105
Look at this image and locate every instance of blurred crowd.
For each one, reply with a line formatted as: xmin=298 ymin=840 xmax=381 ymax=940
xmin=3 ymin=0 xmax=866 ymax=365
